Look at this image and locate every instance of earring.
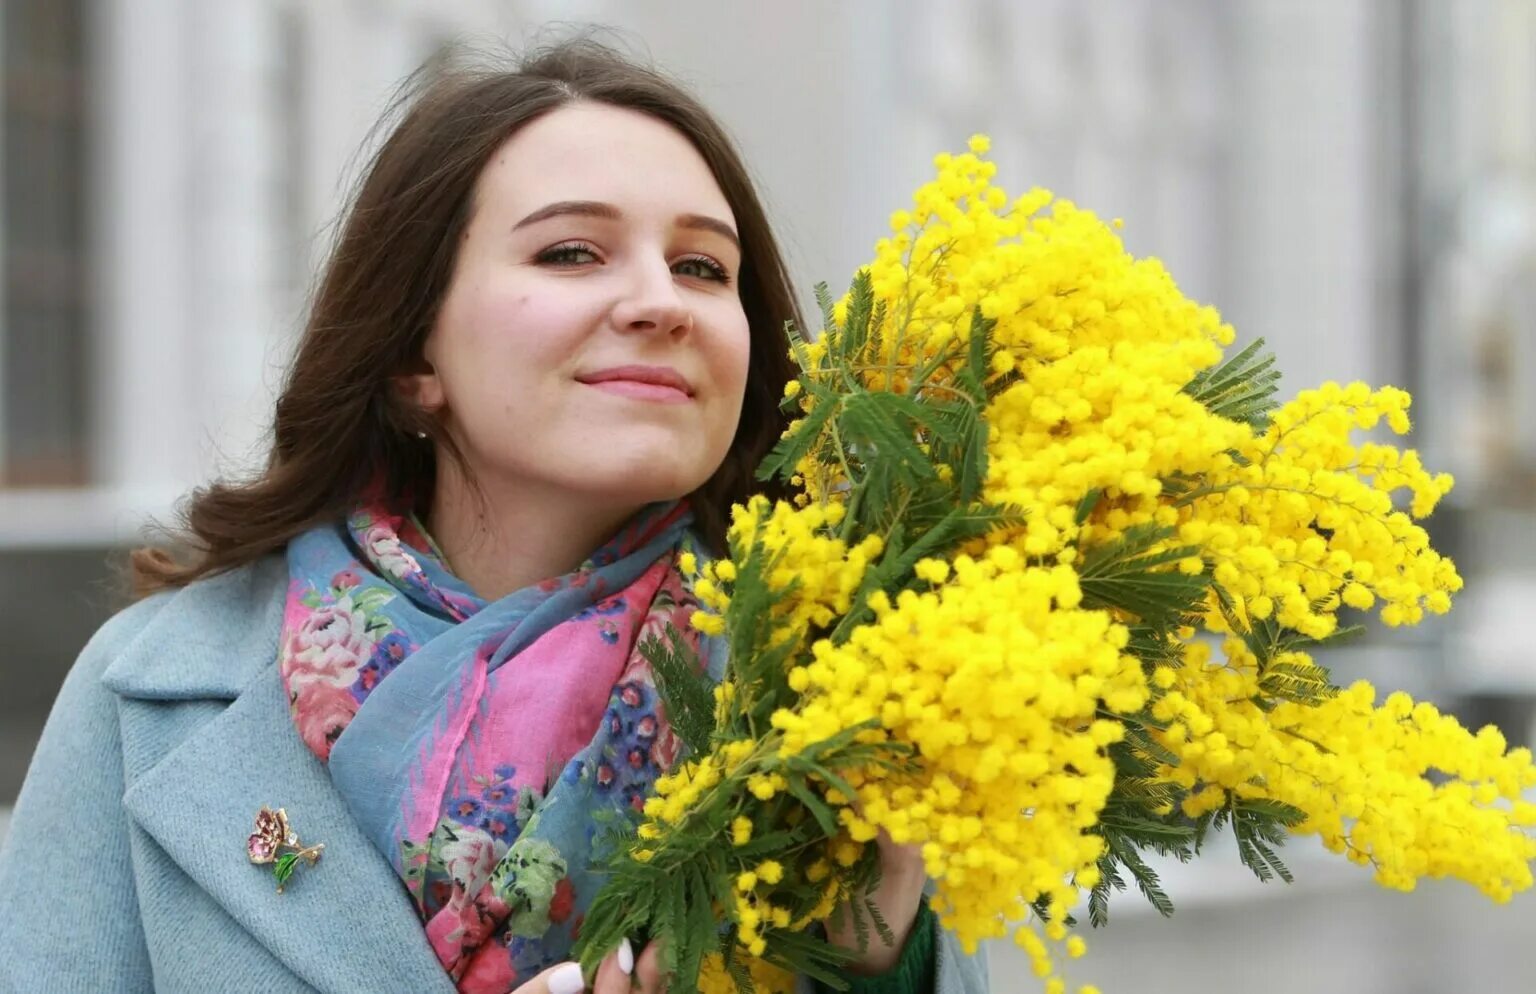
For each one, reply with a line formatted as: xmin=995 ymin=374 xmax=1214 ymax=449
xmin=416 ymin=430 xmax=428 ymax=439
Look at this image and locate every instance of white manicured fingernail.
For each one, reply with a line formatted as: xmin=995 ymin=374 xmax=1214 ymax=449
xmin=548 ymin=961 xmax=585 ymax=994
xmin=618 ymin=937 xmax=635 ymax=975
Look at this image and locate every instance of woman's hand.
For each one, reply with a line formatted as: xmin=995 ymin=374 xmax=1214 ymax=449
xmin=824 ymin=828 xmax=928 ymax=975
xmin=515 ymin=937 xmax=669 ymax=993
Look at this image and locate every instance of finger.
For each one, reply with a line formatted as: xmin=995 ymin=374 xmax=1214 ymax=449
xmin=590 ymin=945 xmax=628 ymax=994
xmin=634 ymin=939 xmax=668 ymax=993
xmin=521 ymin=960 xmax=586 ymax=994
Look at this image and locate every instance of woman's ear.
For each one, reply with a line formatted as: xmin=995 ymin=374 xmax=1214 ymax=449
xmin=393 ymin=360 xmax=445 ymax=416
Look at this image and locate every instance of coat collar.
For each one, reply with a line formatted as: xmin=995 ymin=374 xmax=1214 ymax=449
xmin=103 ymin=557 xmax=457 ymax=994
xmin=102 ymin=555 xmax=290 ymax=700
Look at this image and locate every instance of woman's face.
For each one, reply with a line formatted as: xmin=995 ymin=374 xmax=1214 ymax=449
xmin=410 ymin=102 xmax=751 ymax=513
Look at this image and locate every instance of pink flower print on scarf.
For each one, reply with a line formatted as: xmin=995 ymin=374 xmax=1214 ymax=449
xmin=280 ymin=580 xmax=401 ymax=759
xmin=282 ymin=594 xmax=372 ymax=757
xmin=361 ymin=521 xmax=424 ymax=583
xmin=427 ymin=822 xmax=515 ymax=983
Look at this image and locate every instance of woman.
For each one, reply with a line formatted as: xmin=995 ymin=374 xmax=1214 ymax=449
xmin=0 ymin=39 xmax=989 ymax=994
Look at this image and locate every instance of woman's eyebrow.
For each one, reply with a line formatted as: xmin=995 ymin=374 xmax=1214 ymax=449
xmin=513 ymin=200 xmax=740 ymax=252
xmin=676 ymin=213 xmax=740 ymax=252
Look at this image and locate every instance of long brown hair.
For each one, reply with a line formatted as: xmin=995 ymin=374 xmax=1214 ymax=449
xmin=131 ymin=37 xmax=800 ymax=596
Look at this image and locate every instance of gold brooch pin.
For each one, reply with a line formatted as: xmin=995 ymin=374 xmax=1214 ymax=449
xmin=246 ymin=806 xmax=324 ymax=893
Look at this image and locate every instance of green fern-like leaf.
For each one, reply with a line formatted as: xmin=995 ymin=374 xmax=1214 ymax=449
xmin=890 ymin=502 xmax=1021 ymax=580
xmin=1087 ymin=856 xmax=1124 ymax=927
xmin=1098 ymin=813 xmax=1197 ymax=846
xmin=1074 ymin=488 xmax=1103 ymax=526
xmin=641 ymin=625 xmax=714 ymax=758
xmin=756 ymin=378 xmax=841 ymax=483
xmin=839 ymin=392 xmax=934 ymax=483
xmin=723 ymin=939 xmax=757 ymax=994
xmin=1183 ymin=337 xmax=1282 ymax=428
xmin=839 ymin=270 xmax=877 ymax=363
xmin=1257 ymin=655 xmax=1338 ymax=706
xmin=1090 ymin=833 xmax=1179 ymax=923
xmin=1078 ymin=523 xmax=1209 ymax=623
xmin=764 ymin=926 xmax=857 ymax=987
xmin=1116 ymin=843 xmax=1176 ymax=917
xmin=865 ymin=896 xmax=896 ymax=950
xmin=813 ymin=281 xmax=838 ymax=333
xmin=1224 ymin=795 xmax=1306 ymax=884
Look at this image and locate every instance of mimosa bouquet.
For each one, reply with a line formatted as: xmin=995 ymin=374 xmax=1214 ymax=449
xmin=572 ymin=136 xmax=1536 ymax=993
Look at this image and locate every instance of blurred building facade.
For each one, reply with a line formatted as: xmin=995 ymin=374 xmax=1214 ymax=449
xmin=2 ymin=0 xmax=1535 ymax=987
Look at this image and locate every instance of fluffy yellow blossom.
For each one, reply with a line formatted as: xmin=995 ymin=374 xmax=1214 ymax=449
xmin=756 ymin=860 xmax=784 ymax=885
xmin=690 ymin=497 xmax=883 ymax=648
xmin=690 ymin=610 xmax=726 ymax=637
xmin=771 ymin=550 xmax=1141 ymax=953
xmin=1177 ymin=382 xmax=1461 ymax=639
xmin=1154 ymin=640 xmax=1536 ymax=900
xmin=697 ymin=951 xmax=796 ymax=994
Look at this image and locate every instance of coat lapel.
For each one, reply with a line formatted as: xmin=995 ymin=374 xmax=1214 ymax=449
xmin=105 ymin=558 xmax=457 ymax=994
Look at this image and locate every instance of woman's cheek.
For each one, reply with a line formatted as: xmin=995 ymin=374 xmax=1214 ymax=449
xmin=719 ymin=311 xmax=752 ymax=392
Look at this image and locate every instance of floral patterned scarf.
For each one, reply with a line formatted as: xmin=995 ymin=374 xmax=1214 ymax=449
xmin=278 ymin=500 xmax=709 ymax=991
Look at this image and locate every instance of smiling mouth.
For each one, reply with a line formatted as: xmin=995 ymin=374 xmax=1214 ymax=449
xmin=575 ymin=363 xmax=695 ymax=402
xmin=580 ymin=380 xmax=693 ymax=404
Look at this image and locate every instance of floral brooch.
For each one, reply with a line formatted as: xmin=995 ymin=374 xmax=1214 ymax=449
xmin=246 ymin=806 xmax=324 ymax=893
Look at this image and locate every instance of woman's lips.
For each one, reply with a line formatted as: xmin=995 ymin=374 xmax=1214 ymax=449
xmin=575 ymin=364 xmax=694 ymax=403
xmin=581 ymin=380 xmax=693 ymax=403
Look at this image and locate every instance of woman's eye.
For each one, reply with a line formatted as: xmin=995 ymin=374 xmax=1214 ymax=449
xmin=536 ymin=243 xmax=599 ymax=266
xmin=674 ymin=255 xmax=730 ymax=284
xmin=536 ymin=243 xmax=729 ymax=284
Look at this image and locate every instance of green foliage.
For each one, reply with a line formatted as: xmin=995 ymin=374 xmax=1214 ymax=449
xmin=1193 ymin=796 xmax=1307 ymax=885
xmin=1077 ymin=523 xmax=1210 ymax=624
xmin=1087 ymin=740 xmax=1197 ymax=926
xmin=1209 ymin=585 xmax=1344 ymax=708
xmin=1257 ymin=655 xmax=1336 ymax=707
xmin=1183 ymin=337 xmax=1281 ymax=428
xmin=643 ymin=624 xmax=717 ymax=758
xmin=756 ymin=375 xmax=840 ymax=483
xmin=761 ymin=275 xmax=1000 ymax=542
xmin=723 ymin=934 xmax=758 ymax=994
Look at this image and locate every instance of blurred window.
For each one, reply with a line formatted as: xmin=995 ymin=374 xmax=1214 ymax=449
xmin=1 ymin=0 xmax=88 ymax=487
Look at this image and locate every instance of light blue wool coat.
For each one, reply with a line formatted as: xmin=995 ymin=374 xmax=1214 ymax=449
xmin=0 ymin=557 xmax=991 ymax=993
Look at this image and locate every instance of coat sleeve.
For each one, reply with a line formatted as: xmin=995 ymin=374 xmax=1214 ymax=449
xmin=0 ymin=600 xmax=165 ymax=993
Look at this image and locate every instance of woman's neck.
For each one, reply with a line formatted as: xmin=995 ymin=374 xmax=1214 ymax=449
xmin=424 ymin=469 xmax=635 ymax=601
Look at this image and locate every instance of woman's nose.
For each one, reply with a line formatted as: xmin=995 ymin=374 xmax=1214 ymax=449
xmin=611 ymin=259 xmax=693 ymax=337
